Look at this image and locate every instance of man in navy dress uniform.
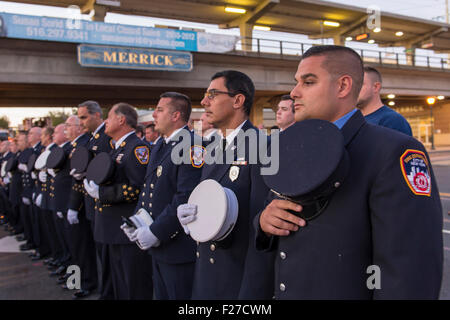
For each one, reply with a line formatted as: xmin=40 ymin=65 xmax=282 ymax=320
xmin=257 ymin=45 xmax=443 ymax=299
xmin=177 ymin=70 xmax=275 ymax=299
xmin=84 ymin=103 xmax=153 ymax=299
xmin=77 ymin=100 xmax=113 ymax=299
xmin=123 ymin=92 xmax=201 ymax=299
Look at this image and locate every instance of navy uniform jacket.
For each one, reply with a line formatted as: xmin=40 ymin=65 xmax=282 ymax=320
xmin=40 ymin=144 xmax=57 ymax=211
xmin=8 ymin=152 xmax=22 ymax=206
xmin=49 ymin=142 xmax=73 ymax=215
xmin=136 ymin=127 xmax=201 ymax=264
xmin=84 ymin=123 xmax=114 ymax=221
xmin=68 ymin=133 xmax=91 ymax=212
xmin=191 ymin=120 xmax=275 ymax=300
xmin=256 ymin=111 xmax=443 ymax=299
xmin=30 ymin=143 xmax=43 ymax=197
xmin=95 ymin=132 xmax=148 ymax=244
xmin=18 ymin=148 xmax=34 ymax=199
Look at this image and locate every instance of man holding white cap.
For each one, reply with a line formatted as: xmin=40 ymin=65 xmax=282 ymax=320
xmin=177 ymin=70 xmax=275 ymax=299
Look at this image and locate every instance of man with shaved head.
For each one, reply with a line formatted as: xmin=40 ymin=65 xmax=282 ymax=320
xmin=357 ymin=66 xmax=412 ymax=135
xmin=257 ymin=45 xmax=443 ymax=299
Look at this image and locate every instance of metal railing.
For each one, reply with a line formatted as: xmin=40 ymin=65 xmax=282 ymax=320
xmin=230 ymin=37 xmax=449 ymax=71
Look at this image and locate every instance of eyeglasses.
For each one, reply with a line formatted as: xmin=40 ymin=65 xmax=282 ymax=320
xmin=204 ymin=89 xmax=237 ymax=100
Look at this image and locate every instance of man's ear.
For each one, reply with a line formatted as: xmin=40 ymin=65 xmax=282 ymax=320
xmin=337 ymin=75 xmax=353 ymax=99
xmin=373 ymin=81 xmax=382 ymax=94
xmin=172 ymin=110 xmax=181 ymax=122
xmin=233 ymin=93 xmax=246 ymax=111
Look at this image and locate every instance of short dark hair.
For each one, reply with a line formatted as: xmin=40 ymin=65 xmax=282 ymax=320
xmin=78 ymin=100 xmax=102 ymax=115
xmin=364 ymin=66 xmax=382 ymax=83
xmin=160 ymin=92 xmax=192 ymax=123
xmin=280 ymin=94 xmax=295 ymax=113
xmin=113 ymin=103 xmax=138 ymax=129
xmin=145 ymin=124 xmax=155 ymax=130
xmin=135 ymin=124 xmax=144 ymax=135
xmin=301 ymin=45 xmax=364 ymax=99
xmin=211 ymin=70 xmax=255 ymax=116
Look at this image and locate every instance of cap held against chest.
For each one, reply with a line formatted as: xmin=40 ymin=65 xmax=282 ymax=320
xmin=70 ymin=146 xmax=92 ymax=174
xmin=86 ymin=152 xmax=115 ymax=185
xmin=46 ymin=147 xmax=66 ymax=169
xmin=34 ymin=150 xmax=51 ymax=170
xmin=26 ymin=153 xmax=38 ymax=173
xmin=263 ymin=119 xmax=350 ymax=221
xmin=187 ymin=179 xmax=239 ymax=243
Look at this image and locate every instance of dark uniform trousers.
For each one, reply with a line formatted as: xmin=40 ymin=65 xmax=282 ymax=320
xmin=191 ymin=121 xmax=275 ymax=300
xmin=29 ymin=143 xmax=48 ymax=255
xmin=39 ymin=143 xmax=62 ymax=260
xmin=84 ymin=123 xmax=114 ymax=297
xmin=95 ymin=133 xmax=153 ymax=300
xmin=255 ymin=111 xmax=443 ymax=299
xmin=67 ymin=133 xmax=98 ymax=292
xmin=49 ymin=142 xmax=76 ymax=266
xmin=19 ymin=148 xmax=34 ymax=245
xmin=141 ymin=128 xmax=202 ymax=299
xmin=8 ymin=152 xmax=23 ymax=232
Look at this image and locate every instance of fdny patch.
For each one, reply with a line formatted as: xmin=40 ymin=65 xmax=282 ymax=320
xmin=400 ymin=149 xmax=431 ymax=196
xmin=190 ymin=145 xmax=205 ymax=168
xmin=134 ymin=146 xmax=149 ymax=165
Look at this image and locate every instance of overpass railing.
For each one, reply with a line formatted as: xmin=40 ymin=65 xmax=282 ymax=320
xmin=231 ymin=37 xmax=449 ymax=71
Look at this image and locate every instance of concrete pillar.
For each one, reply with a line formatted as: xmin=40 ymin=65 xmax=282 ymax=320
xmin=250 ymin=97 xmax=266 ymax=127
xmin=333 ymin=35 xmax=344 ymax=46
xmin=240 ymin=23 xmax=253 ymax=52
xmin=92 ymin=4 xmax=107 ymax=22
xmin=405 ymin=44 xmax=416 ymax=66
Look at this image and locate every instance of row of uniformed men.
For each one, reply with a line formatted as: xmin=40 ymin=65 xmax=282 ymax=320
xmin=1 ymin=46 xmax=444 ymax=300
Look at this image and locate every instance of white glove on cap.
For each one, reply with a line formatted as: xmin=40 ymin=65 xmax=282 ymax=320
xmin=120 ymin=223 xmax=137 ymax=242
xmin=35 ymin=193 xmax=42 ymax=207
xmin=67 ymin=209 xmax=79 ymax=225
xmin=83 ymin=179 xmax=99 ymax=199
xmin=70 ymin=168 xmax=85 ymax=181
xmin=38 ymin=171 xmax=47 ymax=183
xmin=22 ymin=197 xmax=31 ymax=206
xmin=177 ymin=204 xmax=197 ymax=235
xmin=132 ymin=226 xmax=160 ymax=250
xmin=48 ymin=168 xmax=56 ymax=177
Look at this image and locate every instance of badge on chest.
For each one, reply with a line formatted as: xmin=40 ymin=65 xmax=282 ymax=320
xmin=229 ymin=166 xmax=240 ymax=182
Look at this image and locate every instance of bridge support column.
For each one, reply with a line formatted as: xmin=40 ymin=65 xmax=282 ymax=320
xmin=240 ymin=23 xmax=253 ymax=52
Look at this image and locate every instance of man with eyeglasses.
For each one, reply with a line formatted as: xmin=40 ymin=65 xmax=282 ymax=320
xmin=177 ymin=70 xmax=275 ymax=299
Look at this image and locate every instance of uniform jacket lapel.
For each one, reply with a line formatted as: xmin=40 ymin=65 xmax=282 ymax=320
xmin=340 ymin=110 xmax=366 ymax=147
xmin=201 ymin=120 xmax=253 ymax=181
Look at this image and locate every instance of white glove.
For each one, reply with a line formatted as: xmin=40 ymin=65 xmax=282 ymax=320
xmin=35 ymin=193 xmax=42 ymax=207
xmin=31 ymin=172 xmax=37 ymax=180
xmin=57 ymin=211 xmax=64 ymax=219
xmin=132 ymin=226 xmax=160 ymax=250
xmin=22 ymin=197 xmax=31 ymax=205
xmin=7 ymin=172 xmax=12 ymax=179
xmin=48 ymin=168 xmax=56 ymax=177
xmin=32 ymin=192 xmax=36 ymax=202
xmin=67 ymin=209 xmax=79 ymax=225
xmin=18 ymin=163 xmax=27 ymax=172
xmin=3 ymin=176 xmax=10 ymax=184
xmin=83 ymin=179 xmax=99 ymax=199
xmin=38 ymin=171 xmax=47 ymax=183
xmin=120 ymin=223 xmax=137 ymax=242
xmin=177 ymin=204 xmax=197 ymax=235
xmin=70 ymin=168 xmax=85 ymax=181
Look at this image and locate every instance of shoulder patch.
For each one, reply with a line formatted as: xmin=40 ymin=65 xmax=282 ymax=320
xmin=400 ymin=149 xmax=431 ymax=196
xmin=134 ymin=146 xmax=149 ymax=165
xmin=190 ymin=145 xmax=205 ymax=168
